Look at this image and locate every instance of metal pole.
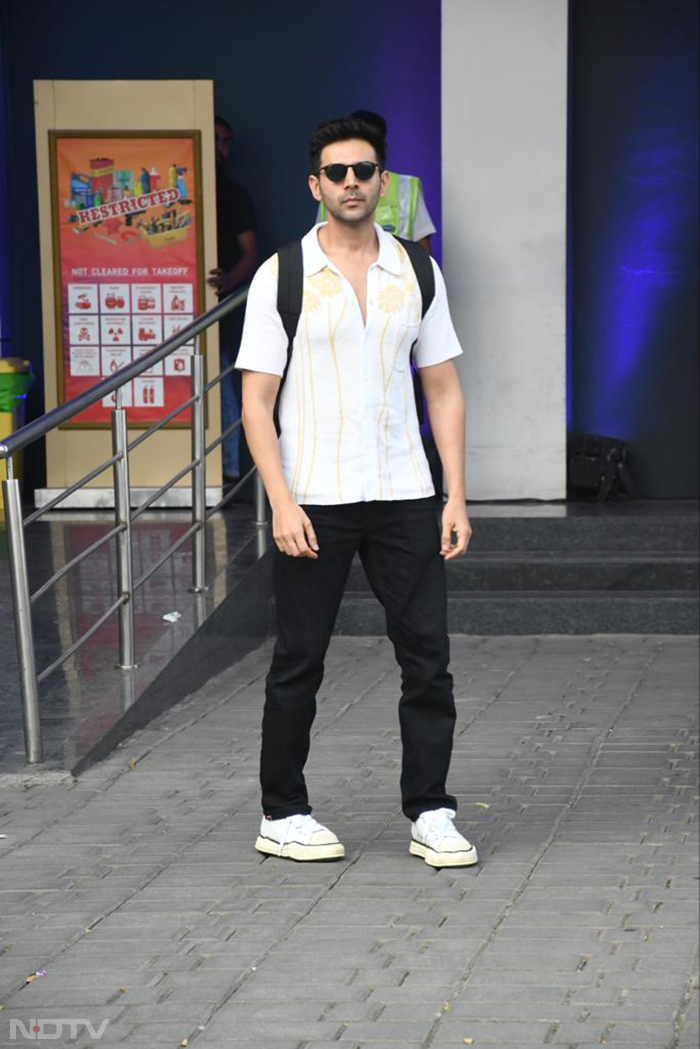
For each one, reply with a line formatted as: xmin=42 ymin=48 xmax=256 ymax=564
xmin=191 ymin=349 xmax=207 ymax=592
xmin=254 ymin=472 xmax=267 ymax=527
xmin=256 ymin=519 xmax=269 ymax=560
xmin=2 ymin=476 xmax=43 ymax=763
xmin=111 ymin=408 xmax=137 ymax=669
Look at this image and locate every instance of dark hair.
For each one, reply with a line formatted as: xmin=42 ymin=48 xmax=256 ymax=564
xmin=309 ymin=116 xmax=386 ymax=174
xmin=214 ymin=114 xmax=233 ymax=135
xmin=350 ymin=109 xmax=388 ymax=139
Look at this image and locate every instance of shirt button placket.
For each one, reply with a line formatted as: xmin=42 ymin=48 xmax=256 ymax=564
xmin=363 ymin=266 xmax=377 ymax=501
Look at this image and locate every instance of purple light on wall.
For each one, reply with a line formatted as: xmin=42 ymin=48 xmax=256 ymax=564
xmin=588 ymin=58 xmax=697 ymax=437
xmin=357 ymin=0 xmax=442 ymax=261
xmin=605 ymin=146 xmax=690 ymax=382
xmin=0 ymin=33 xmax=13 ymax=355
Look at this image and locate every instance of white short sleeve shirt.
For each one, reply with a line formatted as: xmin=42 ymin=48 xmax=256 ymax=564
xmin=236 ymin=223 xmax=463 ymax=505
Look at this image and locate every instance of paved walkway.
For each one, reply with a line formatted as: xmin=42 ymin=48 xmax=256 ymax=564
xmin=0 ymin=635 xmax=697 ymax=1048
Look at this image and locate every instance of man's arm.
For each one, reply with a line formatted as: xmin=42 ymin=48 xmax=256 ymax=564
xmin=228 ymin=230 xmax=259 ymax=287
xmin=241 ymin=370 xmax=318 ymax=559
xmin=419 ymin=360 xmax=472 ymax=559
xmin=208 ymin=230 xmax=259 ymax=295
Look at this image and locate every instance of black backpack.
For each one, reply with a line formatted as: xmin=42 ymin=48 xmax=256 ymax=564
xmin=274 ymin=236 xmax=435 ymax=429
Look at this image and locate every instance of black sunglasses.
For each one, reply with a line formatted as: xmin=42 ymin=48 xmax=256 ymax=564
xmin=317 ymin=161 xmax=381 ymax=183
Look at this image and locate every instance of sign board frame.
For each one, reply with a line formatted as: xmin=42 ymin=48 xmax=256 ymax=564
xmin=48 ymin=129 xmax=207 ymax=429
xmin=33 ymin=80 xmax=222 ymax=499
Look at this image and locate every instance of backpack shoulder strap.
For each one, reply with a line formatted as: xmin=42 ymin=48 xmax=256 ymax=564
xmin=274 ymin=240 xmax=303 ymax=432
xmin=395 ymin=236 xmax=435 ymax=319
xmin=276 ymin=240 xmax=304 ymax=347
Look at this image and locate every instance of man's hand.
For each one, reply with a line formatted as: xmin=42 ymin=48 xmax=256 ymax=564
xmin=273 ymin=498 xmax=319 ymax=559
xmin=207 ymin=267 xmax=233 ymax=295
xmin=440 ymin=496 xmax=472 ymax=560
xmin=208 ymin=234 xmax=258 ymax=296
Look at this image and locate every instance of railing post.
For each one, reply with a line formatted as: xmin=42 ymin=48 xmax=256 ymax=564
xmin=254 ymin=472 xmax=267 ymax=527
xmin=191 ymin=349 xmax=207 ymax=592
xmin=254 ymin=473 xmax=268 ymax=558
xmin=111 ymin=408 xmax=137 ymax=668
xmin=2 ymin=473 xmax=43 ymax=763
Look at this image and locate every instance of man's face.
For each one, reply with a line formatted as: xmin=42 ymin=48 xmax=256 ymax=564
xmin=215 ymin=122 xmax=233 ymax=168
xmin=309 ymin=138 xmax=388 ymax=225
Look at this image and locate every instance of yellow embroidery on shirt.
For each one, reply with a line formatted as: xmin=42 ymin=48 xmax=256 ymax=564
xmin=293 ymin=281 xmax=322 ymax=499
xmin=377 ymin=283 xmax=406 ymax=314
xmin=302 ymin=288 xmax=322 ymax=313
xmin=376 ymin=315 xmax=392 ymax=499
xmin=386 ymin=324 xmax=412 ymax=496
xmin=310 ymin=268 xmax=343 ymax=297
xmin=377 ymin=317 xmax=414 ymax=498
xmin=388 ymin=324 xmax=410 ymax=387
xmin=327 ymin=297 xmax=348 ymax=502
xmin=291 ymin=312 xmax=307 ymax=497
xmin=404 ymin=365 xmax=431 ymax=496
xmin=395 ymin=242 xmax=421 ymax=323
xmin=301 ymin=311 xmax=318 ymax=503
xmin=383 ymin=406 xmax=394 ymax=499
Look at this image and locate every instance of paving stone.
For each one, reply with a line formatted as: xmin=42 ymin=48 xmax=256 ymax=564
xmin=303 ymin=1044 xmax=426 ymax=1049
xmin=2 ymin=983 xmax=132 ymax=1008
xmin=430 ymin=1017 xmax=554 ymax=1043
xmin=338 ymin=1020 xmax=435 ymax=1041
xmin=195 ymin=1018 xmax=343 ymax=1040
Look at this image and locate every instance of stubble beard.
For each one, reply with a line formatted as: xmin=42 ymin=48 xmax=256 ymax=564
xmin=324 ymin=183 xmax=380 ymax=226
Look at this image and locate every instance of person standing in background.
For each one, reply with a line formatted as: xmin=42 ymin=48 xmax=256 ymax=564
xmin=316 ymin=110 xmax=436 ymax=253
xmin=207 ymin=115 xmax=259 ymax=484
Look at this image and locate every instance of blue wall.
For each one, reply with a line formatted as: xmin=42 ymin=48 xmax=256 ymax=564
xmin=570 ymin=0 xmax=699 ymax=497
xmin=0 ymin=18 xmax=12 ymax=356
xmin=0 ymin=0 xmax=441 ymax=436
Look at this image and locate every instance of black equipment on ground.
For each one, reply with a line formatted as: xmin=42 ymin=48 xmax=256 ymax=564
xmin=569 ymin=432 xmax=635 ymax=501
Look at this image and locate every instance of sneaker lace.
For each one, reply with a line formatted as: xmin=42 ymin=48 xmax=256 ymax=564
xmin=419 ymin=808 xmax=462 ymax=841
xmin=278 ymin=814 xmax=325 ymax=853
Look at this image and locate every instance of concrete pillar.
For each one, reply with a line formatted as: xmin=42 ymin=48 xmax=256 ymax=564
xmin=442 ymin=0 xmax=568 ymax=499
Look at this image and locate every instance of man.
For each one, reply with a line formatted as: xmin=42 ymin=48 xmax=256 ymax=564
xmin=207 ymin=115 xmax=258 ymax=483
xmin=316 ymin=110 xmax=436 ymax=253
xmin=236 ymin=116 xmax=477 ymax=868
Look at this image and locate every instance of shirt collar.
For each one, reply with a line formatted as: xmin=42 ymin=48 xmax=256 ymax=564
xmin=302 ymin=222 xmax=403 ymax=277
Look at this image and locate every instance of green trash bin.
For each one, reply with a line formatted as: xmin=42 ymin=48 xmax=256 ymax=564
xmin=0 ymin=358 xmax=35 ymax=517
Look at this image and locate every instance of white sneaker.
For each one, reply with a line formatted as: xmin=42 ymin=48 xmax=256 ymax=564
xmin=255 ymin=814 xmax=345 ymax=862
xmin=410 ymin=808 xmax=478 ymax=867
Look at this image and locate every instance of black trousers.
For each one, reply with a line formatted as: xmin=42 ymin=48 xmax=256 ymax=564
xmin=261 ymin=498 xmax=458 ymax=821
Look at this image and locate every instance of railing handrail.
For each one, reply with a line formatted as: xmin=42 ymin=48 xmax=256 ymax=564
xmin=0 ymin=284 xmax=250 ymax=459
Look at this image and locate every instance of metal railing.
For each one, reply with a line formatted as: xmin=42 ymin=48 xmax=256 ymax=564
xmin=0 ymin=285 xmax=267 ymax=764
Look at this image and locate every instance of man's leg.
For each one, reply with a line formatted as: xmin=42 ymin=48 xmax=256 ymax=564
xmin=358 ymin=499 xmax=458 ymax=821
xmin=261 ymin=504 xmax=360 ymax=818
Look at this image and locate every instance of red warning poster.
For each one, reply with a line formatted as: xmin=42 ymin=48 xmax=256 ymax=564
xmin=50 ymin=132 xmax=205 ymax=426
